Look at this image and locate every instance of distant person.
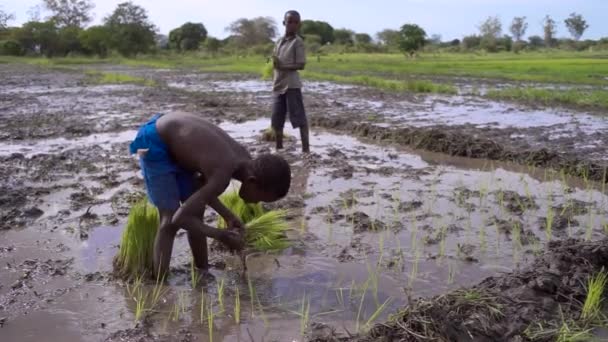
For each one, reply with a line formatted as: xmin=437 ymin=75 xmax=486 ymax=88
xmin=130 ymin=112 xmax=291 ymax=278
xmin=271 ymin=10 xmax=310 ymax=153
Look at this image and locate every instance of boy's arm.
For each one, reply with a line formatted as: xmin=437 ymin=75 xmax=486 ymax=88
xmin=277 ymin=40 xmax=306 ymax=71
xmin=172 ymin=171 xmax=229 ymax=227
xmin=209 ymin=197 xmax=243 ymax=232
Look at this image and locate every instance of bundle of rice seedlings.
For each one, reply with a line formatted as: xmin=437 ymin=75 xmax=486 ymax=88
xmin=260 ymin=127 xmax=290 ymax=142
xmin=113 ymin=199 xmax=159 ymax=279
xmin=261 ymin=62 xmax=274 ymax=80
xmin=217 ymin=190 xmax=290 ymax=252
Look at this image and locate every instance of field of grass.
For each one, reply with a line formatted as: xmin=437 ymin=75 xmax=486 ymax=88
xmin=86 ymin=70 xmax=157 ymax=86
xmin=2 ymin=51 xmax=607 ymax=102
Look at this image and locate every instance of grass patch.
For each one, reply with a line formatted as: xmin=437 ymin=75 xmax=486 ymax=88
xmin=218 ymin=189 xmax=290 ymax=251
xmin=87 ymin=71 xmax=156 ymax=86
xmin=581 ymin=270 xmax=608 ymax=322
xmin=487 ymin=87 xmax=608 ymax=110
xmin=113 ymin=199 xmax=159 ymax=279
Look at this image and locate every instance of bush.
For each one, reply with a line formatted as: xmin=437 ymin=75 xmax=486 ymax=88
xmin=0 ymin=39 xmax=22 ymax=55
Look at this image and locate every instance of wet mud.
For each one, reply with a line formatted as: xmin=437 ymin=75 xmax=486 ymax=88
xmin=1 ymin=63 xmax=608 ymax=341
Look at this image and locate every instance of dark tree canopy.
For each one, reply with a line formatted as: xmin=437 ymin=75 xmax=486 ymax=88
xmin=564 ymin=13 xmax=589 ymax=41
xmin=226 ymin=17 xmax=277 ymax=47
xmin=510 ymin=17 xmax=528 ymax=42
xmin=103 ymin=1 xmax=156 ymax=56
xmin=300 ymin=20 xmax=334 ymax=45
xmin=42 ymin=0 xmax=94 ymax=27
xmin=333 ymin=28 xmax=354 ymax=45
xmin=169 ymin=22 xmax=207 ymax=51
xmin=398 ymin=24 xmax=427 ymax=56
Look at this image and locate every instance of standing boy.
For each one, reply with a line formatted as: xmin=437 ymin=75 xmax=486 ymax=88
xmin=271 ymin=10 xmax=310 ymax=153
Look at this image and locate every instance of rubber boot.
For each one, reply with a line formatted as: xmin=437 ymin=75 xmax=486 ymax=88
xmin=300 ymin=125 xmax=310 ymax=153
xmin=275 ymin=129 xmax=284 ymax=150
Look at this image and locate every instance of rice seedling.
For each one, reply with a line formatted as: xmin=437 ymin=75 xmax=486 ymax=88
xmin=113 ymin=199 xmax=159 ymax=279
xmin=200 ymin=289 xmax=206 ymax=325
xmin=207 ymin=302 xmax=214 ymax=342
xmin=218 ymin=189 xmax=290 ymax=251
xmin=260 ymin=127 xmax=290 ymax=142
xmin=581 ymin=270 xmax=608 ymax=322
xmin=335 ymin=287 xmax=345 ymax=307
xmin=355 ymin=281 xmax=370 ymax=333
xmin=171 ymin=301 xmax=180 ymax=322
xmin=364 ymin=297 xmax=392 ymax=330
xmin=217 ymin=278 xmax=225 ymax=313
xmin=299 ymin=293 xmax=311 ymax=337
xmin=585 ymin=211 xmax=595 ymax=241
xmin=190 ymin=257 xmax=201 ymax=288
xmin=234 ymin=286 xmax=241 ymax=324
xmin=408 ymin=249 xmax=421 ymax=288
xmin=545 ymin=202 xmax=555 ymax=241
xmin=261 ymin=61 xmax=273 ymax=80
xmin=247 ymin=277 xmax=256 ymax=318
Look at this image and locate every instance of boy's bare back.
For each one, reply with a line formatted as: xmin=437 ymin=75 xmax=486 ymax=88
xmin=156 ymin=112 xmax=250 ymax=177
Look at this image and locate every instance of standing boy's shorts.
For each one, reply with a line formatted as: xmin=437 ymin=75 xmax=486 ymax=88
xmin=271 ymin=88 xmax=307 ymax=130
xmin=129 ymin=114 xmax=195 ymax=211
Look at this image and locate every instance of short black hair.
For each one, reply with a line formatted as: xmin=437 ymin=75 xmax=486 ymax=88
xmin=284 ymin=10 xmax=300 ymax=20
xmin=251 ymin=154 xmax=291 ymax=198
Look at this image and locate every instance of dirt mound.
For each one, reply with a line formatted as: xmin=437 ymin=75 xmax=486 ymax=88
xmin=310 ymin=117 xmax=608 ymax=183
xmin=309 ymin=238 xmax=608 ymax=342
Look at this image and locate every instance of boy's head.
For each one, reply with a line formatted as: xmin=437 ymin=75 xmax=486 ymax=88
xmin=283 ymin=10 xmax=301 ymax=35
xmin=239 ymin=154 xmax=291 ymax=203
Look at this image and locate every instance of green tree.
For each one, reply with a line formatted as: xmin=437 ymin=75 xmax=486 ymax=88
xmin=14 ymin=21 xmax=59 ymax=56
xmin=204 ymin=36 xmax=221 ymax=55
xmin=226 ymin=17 xmax=277 ymax=48
xmin=104 ymin=1 xmax=156 ymax=56
xmin=79 ymin=25 xmax=110 ymax=56
xmin=300 ymin=20 xmax=334 ymax=44
xmin=479 ymin=16 xmax=502 ymax=52
xmin=355 ymin=33 xmax=372 ymax=45
xmin=0 ymin=7 xmax=15 ymax=30
xmin=510 ymin=16 xmax=527 ymax=42
xmin=543 ymin=15 xmax=556 ymax=47
xmin=57 ymin=25 xmax=82 ymax=54
xmin=169 ymin=22 xmax=207 ymax=51
xmin=42 ymin=0 xmax=94 ymax=27
xmin=398 ymin=24 xmax=426 ymax=57
xmin=528 ymin=35 xmax=544 ymax=49
xmin=564 ymin=13 xmax=589 ymax=41
xmin=333 ymin=28 xmax=354 ymax=45
xmin=461 ymin=35 xmax=481 ymax=50
xmin=376 ymin=29 xmax=400 ymax=49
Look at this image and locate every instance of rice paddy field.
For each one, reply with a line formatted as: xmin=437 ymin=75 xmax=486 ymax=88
xmin=0 ymin=53 xmax=608 ymax=342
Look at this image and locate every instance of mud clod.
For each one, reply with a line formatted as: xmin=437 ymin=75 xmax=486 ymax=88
xmin=349 ymin=211 xmax=387 ymax=232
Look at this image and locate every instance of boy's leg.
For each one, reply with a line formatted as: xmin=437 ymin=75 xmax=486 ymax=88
xmin=271 ymin=93 xmax=288 ymax=150
xmin=154 ymin=208 xmax=179 ymax=279
xmin=286 ymin=88 xmax=310 ymax=153
xmin=178 ymin=172 xmax=209 ymax=270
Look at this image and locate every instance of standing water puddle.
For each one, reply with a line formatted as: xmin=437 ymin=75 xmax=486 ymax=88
xmin=61 ymin=118 xmax=608 ymax=341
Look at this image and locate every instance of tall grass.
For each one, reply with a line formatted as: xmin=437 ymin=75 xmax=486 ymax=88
xmin=113 ymin=199 xmax=159 ymax=279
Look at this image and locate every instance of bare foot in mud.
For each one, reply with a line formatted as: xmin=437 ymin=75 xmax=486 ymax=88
xmin=195 ymin=268 xmax=216 ymax=284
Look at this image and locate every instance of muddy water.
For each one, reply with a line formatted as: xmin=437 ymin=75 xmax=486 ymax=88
xmin=2 ymin=65 xmax=608 ymax=341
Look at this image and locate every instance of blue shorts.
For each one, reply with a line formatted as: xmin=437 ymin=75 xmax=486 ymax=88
xmin=130 ymin=114 xmax=195 ymax=211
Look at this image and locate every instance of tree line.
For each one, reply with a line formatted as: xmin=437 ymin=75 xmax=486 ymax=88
xmin=0 ymin=1 xmax=603 ymax=58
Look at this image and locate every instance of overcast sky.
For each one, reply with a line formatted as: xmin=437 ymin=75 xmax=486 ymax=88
xmin=3 ymin=0 xmax=607 ymax=40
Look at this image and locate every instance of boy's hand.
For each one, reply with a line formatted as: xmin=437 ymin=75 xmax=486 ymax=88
xmin=218 ymin=230 xmax=245 ymax=251
xmin=227 ymin=217 xmax=244 ymax=235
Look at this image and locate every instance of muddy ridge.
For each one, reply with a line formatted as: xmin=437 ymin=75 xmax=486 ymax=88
xmin=309 ymin=238 xmax=608 ymax=342
xmin=310 ymin=116 xmax=608 ymax=183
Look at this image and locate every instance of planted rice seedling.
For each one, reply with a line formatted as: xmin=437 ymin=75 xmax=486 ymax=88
xmin=365 ymin=297 xmax=392 ymax=331
xmin=234 ymin=287 xmax=241 ymax=324
xmin=581 ymin=270 xmax=608 ymax=322
xmin=299 ymin=293 xmax=311 ymax=337
xmin=207 ymin=302 xmax=214 ymax=342
xmin=113 ymin=199 xmax=159 ymax=279
xmin=217 ymin=278 xmax=225 ymax=313
xmin=200 ymin=289 xmax=206 ymax=325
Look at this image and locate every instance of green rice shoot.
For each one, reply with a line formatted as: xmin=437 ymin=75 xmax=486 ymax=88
xmin=218 ymin=190 xmax=290 ymax=252
xmin=581 ymin=270 xmax=608 ymax=322
xmin=113 ymin=199 xmax=159 ymax=279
